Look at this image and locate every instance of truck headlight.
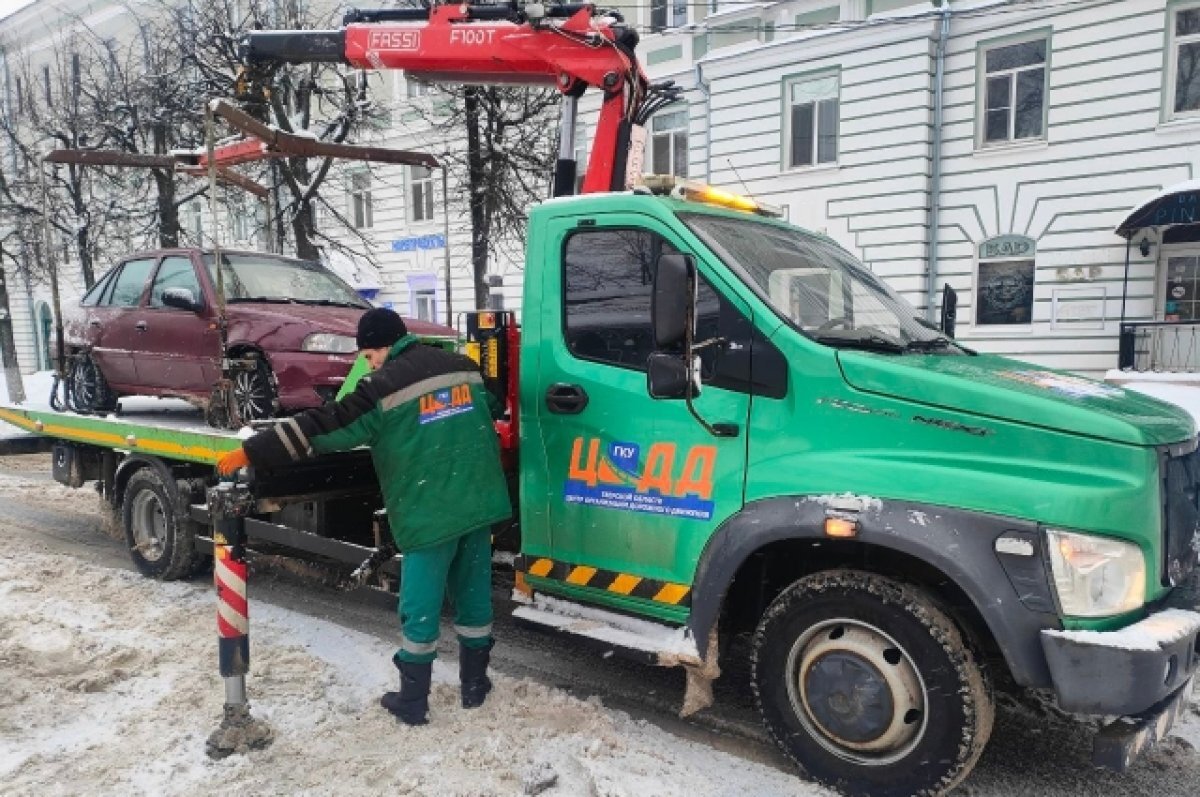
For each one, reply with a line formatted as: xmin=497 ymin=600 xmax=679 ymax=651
xmin=1045 ymin=528 xmax=1145 ymax=617
xmin=301 ymin=333 xmax=357 ymax=354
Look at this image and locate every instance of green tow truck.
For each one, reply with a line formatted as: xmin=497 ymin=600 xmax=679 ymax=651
xmin=6 ymin=177 xmax=1199 ymax=796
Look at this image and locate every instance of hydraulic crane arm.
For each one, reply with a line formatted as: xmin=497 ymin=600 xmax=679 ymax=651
xmin=239 ymin=3 xmax=680 ymax=196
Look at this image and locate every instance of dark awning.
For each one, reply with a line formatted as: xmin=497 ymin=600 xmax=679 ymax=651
xmin=1116 ymin=179 xmax=1200 ymax=238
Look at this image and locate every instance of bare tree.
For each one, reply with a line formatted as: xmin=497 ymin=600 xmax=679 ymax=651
xmin=172 ymin=0 xmax=387 ymax=260
xmin=417 ymin=85 xmax=560 ymax=307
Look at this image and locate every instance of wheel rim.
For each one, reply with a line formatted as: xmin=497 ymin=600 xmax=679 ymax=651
xmin=233 ymin=368 xmax=270 ymax=420
xmin=72 ymin=359 xmax=97 ymax=408
xmin=130 ymin=489 xmax=167 ymax=562
xmin=785 ymin=618 xmax=928 ymax=767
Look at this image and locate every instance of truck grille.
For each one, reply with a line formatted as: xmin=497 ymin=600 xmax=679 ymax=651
xmin=1161 ymin=437 xmax=1200 ymax=587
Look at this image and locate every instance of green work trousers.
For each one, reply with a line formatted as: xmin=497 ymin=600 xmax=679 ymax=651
xmin=395 ymin=526 xmax=493 ymax=664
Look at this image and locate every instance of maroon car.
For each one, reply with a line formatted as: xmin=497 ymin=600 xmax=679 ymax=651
xmin=65 ymin=248 xmax=454 ymax=421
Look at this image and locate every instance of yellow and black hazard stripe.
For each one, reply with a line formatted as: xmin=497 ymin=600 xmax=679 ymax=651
xmin=515 ymin=555 xmax=691 ymax=607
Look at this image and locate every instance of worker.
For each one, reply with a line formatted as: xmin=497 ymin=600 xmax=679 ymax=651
xmin=216 ymin=308 xmax=512 ymax=726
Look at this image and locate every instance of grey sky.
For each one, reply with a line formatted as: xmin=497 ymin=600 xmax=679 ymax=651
xmin=0 ymin=0 xmax=35 ymax=22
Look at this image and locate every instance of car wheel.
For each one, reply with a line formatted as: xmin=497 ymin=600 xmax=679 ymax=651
xmin=232 ymin=356 xmax=276 ymax=423
xmin=752 ymin=569 xmax=993 ymax=797
xmin=70 ymin=352 xmax=117 ymax=413
xmin=122 ymin=469 xmax=198 ymax=580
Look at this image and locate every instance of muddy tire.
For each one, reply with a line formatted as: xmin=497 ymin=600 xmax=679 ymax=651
xmin=122 ymin=469 xmax=198 ymax=580
xmin=752 ymin=570 xmax=993 ymax=797
xmin=70 ymin=352 xmax=117 ymax=413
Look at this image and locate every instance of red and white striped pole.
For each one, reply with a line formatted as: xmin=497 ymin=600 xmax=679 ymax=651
xmin=206 ymin=480 xmax=272 ymax=758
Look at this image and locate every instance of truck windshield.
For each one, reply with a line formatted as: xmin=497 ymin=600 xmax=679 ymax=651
xmin=203 ymin=254 xmax=369 ymax=308
xmin=680 ymin=213 xmax=960 ymax=354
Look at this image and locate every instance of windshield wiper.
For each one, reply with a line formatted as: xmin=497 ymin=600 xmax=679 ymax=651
xmin=905 ymin=337 xmax=952 ymax=351
xmin=812 ymin=329 xmax=905 ymax=354
xmin=227 ymin=296 xmax=297 ymax=304
xmin=292 ymin=298 xmax=367 ymax=308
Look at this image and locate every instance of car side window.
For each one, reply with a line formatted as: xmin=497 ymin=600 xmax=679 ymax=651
xmin=150 ymin=257 xmax=202 ymax=308
xmin=562 ymin=228 xmax=773 ymax=394
xmin=104 ymin=258 xmax=156 ymax=307
xmin=81 ymin=269 xmax=116 ymax=307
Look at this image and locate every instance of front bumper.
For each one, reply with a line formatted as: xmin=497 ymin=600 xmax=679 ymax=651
xmin=271 ymin=351 xmax=355 ymax=410
xmin=1042 ymin=608 xmax=1200 ymax=771
xmin=1041 ymin=608 xmax=1200 ymax=715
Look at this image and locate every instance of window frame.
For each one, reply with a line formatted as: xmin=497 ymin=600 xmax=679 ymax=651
xmin=81 ymin=267 xmax=117 ymax=307
xmin=1166 ymin=1 xmax=1200 ymax=122
xmin=975 ymin=29 xmax=1051 ymax=149
xmin=781 ymin=68 xmax=841 ymax=171
xmin=349 ymin=170 xmax=373 ymax=230
xmin=104 ymin=257 xmax=157 ymax=308
xmin=409 ymin=165 xmax=436 ymax=223
xmin=148 ymin=255 xmax=204 ymax=309
xmin=650 ymin=0 xmax=687 ymax=33
xmin=649 ymin=107 xmax=689 ymax=177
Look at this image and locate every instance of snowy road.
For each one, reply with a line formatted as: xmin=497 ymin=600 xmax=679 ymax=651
xmin=1 ymin=456 xmax=1199 ymax=796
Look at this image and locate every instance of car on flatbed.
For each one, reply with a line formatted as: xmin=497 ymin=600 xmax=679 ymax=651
xmin=64 ymin=248 xmax=454 ymax=420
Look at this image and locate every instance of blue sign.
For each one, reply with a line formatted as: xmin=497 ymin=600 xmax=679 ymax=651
xmin=391 ymin=234 xmax=446 ymax=252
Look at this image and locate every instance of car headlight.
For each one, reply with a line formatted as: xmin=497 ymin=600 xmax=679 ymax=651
xmin=1045 ymin=528 xmax=1145 ymax=617
xmin=301 ymin=333 xmax=357 ymax=354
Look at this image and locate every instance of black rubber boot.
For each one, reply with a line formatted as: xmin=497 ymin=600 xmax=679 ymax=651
xmin=380 ymin=658 xmax=432 ymax=726
xmin=459 ymin=640 xmax=494 ymax=709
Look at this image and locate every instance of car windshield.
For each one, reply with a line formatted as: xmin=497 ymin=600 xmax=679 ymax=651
xmin=680 ymin=213 xmax=962 ymax=355
xmin=204 ymin=254 xmax=369 ymax=308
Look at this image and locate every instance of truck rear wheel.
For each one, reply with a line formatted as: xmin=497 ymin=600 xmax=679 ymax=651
xmin=122 ymin=469 xmax=198 ymax=580
xmin=752 ymin=570 xmax=993 ymax=797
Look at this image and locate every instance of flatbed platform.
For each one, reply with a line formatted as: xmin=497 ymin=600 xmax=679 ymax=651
xmin=0 ymin=402 xmax=242 ymax=466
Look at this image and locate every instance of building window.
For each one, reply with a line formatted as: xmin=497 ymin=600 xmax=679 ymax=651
xmin=188 ymin=201 xmax=203 ymax=241
xmin=980 ymin=37 xmax=1047 ymax=145
xmin=409 ymin=165 xmax=435 ymax=223
xmin=407 ymin=78 xmax=435 ymax=98
xmin=650 ymin=109 xmax=688 ymax=177
xmin=1169 ymin=5 xmax=1200 ymax=119
xmin=785 ymin=73 xmax=839 ymax=168
xmin=650 ymin=0 xmax=686 ymax=33
xmin=976 ymin=237 xmax=1036 ymax=325
xmin=14 ymin=77 xmax=23 ymax=115
xmin=42 ymin=65 xmax=51 ymax=105
xmin=413 ymin=288 xmax=436 ymax=321
xmin=349 ymin=171 xmax=373 ymax=229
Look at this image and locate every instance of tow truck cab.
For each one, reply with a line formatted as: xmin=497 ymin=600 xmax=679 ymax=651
xmin=511 ymin=180 xmax=1200 ymax=795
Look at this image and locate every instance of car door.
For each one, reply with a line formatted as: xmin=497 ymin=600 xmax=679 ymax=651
xmin=526 ymin=214 xmax=754 ymax=602
xmin=136 ymin=255 xmax=219 ymax=393
xmin=91 ymin=257 xmax=156 ymax=389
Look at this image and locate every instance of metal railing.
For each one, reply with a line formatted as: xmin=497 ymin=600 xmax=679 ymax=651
xmin=1119 ymin=321 xmax=1200 ymax=372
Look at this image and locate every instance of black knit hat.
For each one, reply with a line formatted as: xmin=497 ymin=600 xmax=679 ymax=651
xmin=356 ymin=307 xmax=408 ymax=350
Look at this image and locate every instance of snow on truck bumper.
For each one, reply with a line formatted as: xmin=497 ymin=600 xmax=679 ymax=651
xmin=1041 ymin=608 xmax=1200 ymax=770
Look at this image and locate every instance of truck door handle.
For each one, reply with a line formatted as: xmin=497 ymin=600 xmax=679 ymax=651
xmin=89 ymin=320 xmax=101 ymax=327
xmin=545 ymin=383 xmax=589 ymax=414
xmin=135 ymin=321 xmax=148 ymax=332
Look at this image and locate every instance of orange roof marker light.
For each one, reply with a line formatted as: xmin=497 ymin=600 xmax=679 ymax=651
xmin=638 ymin=175 xmax=784 ymax=218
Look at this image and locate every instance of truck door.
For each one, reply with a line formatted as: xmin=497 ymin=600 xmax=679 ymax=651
xmin=526 ymin=215 xmax=754 ymax=603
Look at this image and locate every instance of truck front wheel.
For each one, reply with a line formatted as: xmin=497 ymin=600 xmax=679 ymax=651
xmin=752 ymin=570 xmax=993 ymax=797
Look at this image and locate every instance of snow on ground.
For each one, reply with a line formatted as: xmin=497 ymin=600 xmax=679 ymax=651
xmin=0 ymin=542 xmax=820 ymax=797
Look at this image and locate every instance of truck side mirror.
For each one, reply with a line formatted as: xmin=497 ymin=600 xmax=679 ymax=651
xmin=646 ymin=352 xmax=691 ymax=399
xmin=652 ymin=253 xmax=695 ymax=349
xmin=162 ymin=287 xmax=201 ymax=313
xmin=939 ymin=283 xmax=957 ymax=338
